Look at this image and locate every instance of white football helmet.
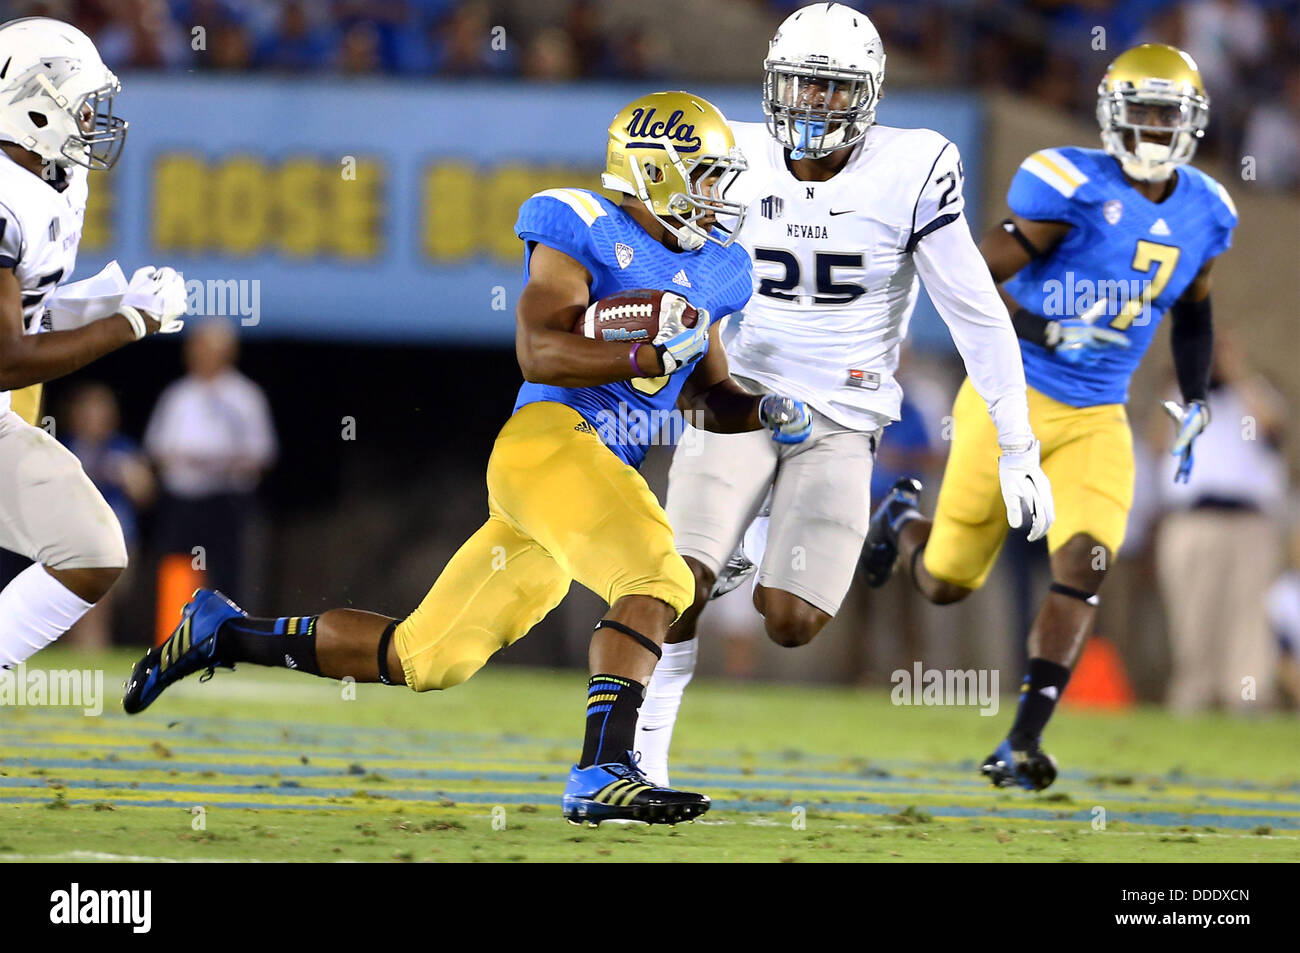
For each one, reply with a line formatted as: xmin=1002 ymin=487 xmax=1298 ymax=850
xmin=763 ymin=3 xmax=886 ymax=159
xmin=0 ymin=17 xmax=127 ymax=170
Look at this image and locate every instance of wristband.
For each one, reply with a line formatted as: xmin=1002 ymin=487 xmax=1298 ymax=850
xmin=629 ymin=342 xmax=644 ymax=377
xmin=117 ymin=305 xmax=148 ymax=341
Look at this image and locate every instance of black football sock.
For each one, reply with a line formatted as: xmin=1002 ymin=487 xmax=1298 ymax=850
xmin=1008 ymin=657 xmax=1071 ymax=749
xmin=579 ymin=674 xmax=646 ymax=769
xmin=214 ymin=616 xmax=322 ymax=675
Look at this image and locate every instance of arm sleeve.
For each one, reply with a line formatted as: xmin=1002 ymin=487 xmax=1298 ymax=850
xmin=913 ymin=214 xmax=1034 ymax=448
xmin=1170 ymin=295 xmax=1213 ymax=404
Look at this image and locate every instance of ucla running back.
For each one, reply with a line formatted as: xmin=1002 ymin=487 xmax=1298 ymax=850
xmin=866 ymin=44 xmax=1236 ymax=790
xmin=633 ymin=2 xmax=1054 ymax=787
xmin=124 ymin=91 xmax=814 ymax=826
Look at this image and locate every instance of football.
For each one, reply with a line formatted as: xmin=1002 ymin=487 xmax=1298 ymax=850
xmin=573 ymin=288 xmax=699 ymax=343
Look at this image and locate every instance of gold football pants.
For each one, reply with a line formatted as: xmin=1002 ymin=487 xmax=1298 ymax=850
xmin=394 ymin=401 xmax=695 ymax=691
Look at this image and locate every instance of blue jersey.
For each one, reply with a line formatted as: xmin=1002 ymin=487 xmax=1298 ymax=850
xmin=512 ymin=188 xmax=753 ymax=467
xmin=1004 ymin=147 xmax=1237 ymax=407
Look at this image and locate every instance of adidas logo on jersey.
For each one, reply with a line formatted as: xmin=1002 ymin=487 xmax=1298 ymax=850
xmin=672 ymin=270 xmax=691 ymax=288
xmin=1149 ymin=218 xmax=1171 ymax=236
xmin=614 ymin=242 xmax=634 ymax=269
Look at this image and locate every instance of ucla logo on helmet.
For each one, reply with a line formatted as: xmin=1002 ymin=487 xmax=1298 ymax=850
xmin=625 ymin=108 xmax=702 ymax=154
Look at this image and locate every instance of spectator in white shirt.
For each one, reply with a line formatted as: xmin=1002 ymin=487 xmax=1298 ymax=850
xmin=1153 ymin=334 xmax=1287 ymax=712
xmin=145 ymin=319 xmax=276 ymax=596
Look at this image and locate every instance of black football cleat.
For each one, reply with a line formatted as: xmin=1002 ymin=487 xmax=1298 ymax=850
xmin=860 ymin=477 xmax=923 ymax=588
xmin=981 ymin=738 xmax=1059 ymax=791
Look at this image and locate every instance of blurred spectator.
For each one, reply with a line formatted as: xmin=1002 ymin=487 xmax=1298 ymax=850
xmin=1266 ymin=518 xmax=1300 ymax=709
xmin=339 ymin=19 xmax=384 ymax=74
xmin=428 ymin=1 xmax=514 ymax=77
xmin=1242 ymin=66 xmax=1300 ymax=191
xmin=254 ymin=0 xmax=340 ymax=72
xmin=94 ymin=0 xmax=192 ymax=70
xmin=145 ymin=320 xmax=277 ymax=597
xmin=1153 ymin=334 xmax=1287 ymax=711
xmin=523 ymin=27 xmax=578 ymax=81
xmin=60 ymin=382 xmax=156 ymax=649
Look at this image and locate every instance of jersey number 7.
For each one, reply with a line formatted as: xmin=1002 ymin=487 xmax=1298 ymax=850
xmin=1110 ymin=239 xmax=1180 ymax=330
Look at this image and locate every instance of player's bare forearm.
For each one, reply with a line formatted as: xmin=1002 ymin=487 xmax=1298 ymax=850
xmin=676 ymin=321 xmax=760 ymax=432
xmin=0 ymin=268 xmax=141 ymax=390
xmin=679 ymin=377 xmax=761 ymax=433
xmin=514 ymin=242 xmax=665 ymax=388
xmin=516 ymin=322 xmax=664 ymax=388
xmin=0 ymin=319 xmax=138 ymax=391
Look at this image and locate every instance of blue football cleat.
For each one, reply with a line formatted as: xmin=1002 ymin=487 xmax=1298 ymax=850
xmin=122 ymin=589 xmax=246 ymax=714
xmin=981 ymin=738 xmax=1059 ymax=791
xmin=860 ymin=477 xmax=923 ymax=588
xmin=562 ymin=752 xmax=710 ymax=826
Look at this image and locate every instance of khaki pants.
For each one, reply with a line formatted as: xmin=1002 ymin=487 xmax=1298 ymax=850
xmin=1156 ymin=509 xmax=1281 ymax=711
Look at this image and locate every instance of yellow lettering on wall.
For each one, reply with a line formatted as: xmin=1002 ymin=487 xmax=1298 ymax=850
xmin=332 ymin=158 xmax=383 ymax=260
xmin=211 ymin=156 xmax=270 ymax=255
xmin=152 ymin=155 xmax=208 ymax=251
xmin=277 ymin=158 xmax=327 ymax=258
xmin=423 ymin=162 xmax=477 ymax=261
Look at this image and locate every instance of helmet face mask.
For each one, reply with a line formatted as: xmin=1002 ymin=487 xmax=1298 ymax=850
xmin=603 ymin=91 xmax=748 ymax=252
xmin=764 ymin=65 xmax=879 ymax=159
xmin=1097 ymin=44 xmax=1208 ymax=183
xmin=60 ymin=79 xmax=128 ymax=170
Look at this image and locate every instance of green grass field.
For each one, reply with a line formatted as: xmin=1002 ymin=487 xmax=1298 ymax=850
xmin=1 ymin=648 xmax=1297 ymax=862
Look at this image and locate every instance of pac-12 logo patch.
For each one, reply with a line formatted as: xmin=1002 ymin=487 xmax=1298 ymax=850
xmin=1103 ymin=199 xmax=1123 ymax=225
xmin=615 ymin=242 xmax=634 ymax=269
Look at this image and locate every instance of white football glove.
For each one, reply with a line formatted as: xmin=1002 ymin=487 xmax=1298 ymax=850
xmin=119 ymin=265 xmax=187 ymax=339
xmin=998 ymin=439 xmax=1055 ymax=542
xmin=651 ymin=293 xmax=709 ymax=374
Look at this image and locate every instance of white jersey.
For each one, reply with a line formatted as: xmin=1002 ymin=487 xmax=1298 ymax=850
xmin=0 ymin=151 xmax=88 ymax=416
xmin=721 ymin=121 xmax=1032 ymax=445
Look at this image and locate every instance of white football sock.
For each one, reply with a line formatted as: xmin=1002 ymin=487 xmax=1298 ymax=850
xmin=0 ymin=564 xmax=94 ymax=667
xmin=634 ymin=637 xmax=699 ymax=787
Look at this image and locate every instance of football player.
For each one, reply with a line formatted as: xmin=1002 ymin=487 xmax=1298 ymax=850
xmin=0 ymin=17 xmax=185 ymax=667
xmin=123 ymin=91 xmax=813 ymax=825
xmin=634 ymin=2 xmax=1053 ymax=787
xmin=864 ymin=44 xmax=1235 ymax=790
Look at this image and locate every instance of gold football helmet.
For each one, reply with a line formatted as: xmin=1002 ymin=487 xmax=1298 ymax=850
xmin=601 ymin=91 xmax=747 ymax=251
xmin=1097 ymin=43 xmax=1209 ymax=182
